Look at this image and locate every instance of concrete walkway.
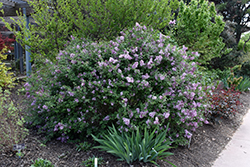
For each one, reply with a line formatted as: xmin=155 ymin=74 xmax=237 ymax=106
xmin=212 ymin=109 xmax=250 ymax=167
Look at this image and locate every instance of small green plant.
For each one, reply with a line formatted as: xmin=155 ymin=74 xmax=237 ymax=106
xmin=236 ymin=76 xmax=250 ymax=92
xmin=82 ymin=156 xmax=104 ymax=167
xmin=76 ymin=141 xmax=92 ymax=152
xmin=40 ymin=143 xmax=46 ymax=147
xmin=92 ymin=125 xmax=176 ymax=167
xmin=16 ymin=150 xmax=24 ymax=158
xmin=30 ymin=158 xmax=54 ymax=167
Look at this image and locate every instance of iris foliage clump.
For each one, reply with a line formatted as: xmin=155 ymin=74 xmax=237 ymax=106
xmin=24 ymin=23 xmax=213 ymax=145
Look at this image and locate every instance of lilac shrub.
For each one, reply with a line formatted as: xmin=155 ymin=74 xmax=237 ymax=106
xmin=25 ymin=23 xmax=213 ymax=145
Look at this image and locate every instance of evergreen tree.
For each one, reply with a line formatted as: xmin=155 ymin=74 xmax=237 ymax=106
xmin=210 ymin=0 xmax=250 ymax=45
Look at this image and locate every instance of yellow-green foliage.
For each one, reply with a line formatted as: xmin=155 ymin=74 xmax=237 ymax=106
xmin=238 ymin=33 xmax=250 ymax=53
xmin=227 ymin=66 xmax=243 ymax=88
xmin=0 ymin=87 xmax=28 ymax=151
xmin=175 ymin=0 xmax=227 ymax=65
xmin=0 ymin=47 xmax=15 ymax=88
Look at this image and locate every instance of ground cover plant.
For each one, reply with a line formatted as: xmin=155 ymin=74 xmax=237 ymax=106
xmin=0 ymin=87 xmax=28 ymax=151
xmin=0 ymin=45 xmax=28 ymax=152
xmin=24 ymin=23 xmax=214 ymax=147
xmin=30 ymin=158 xmax=54 ymax=167
xmin=207 ymin=85 xmax=242 ymax=123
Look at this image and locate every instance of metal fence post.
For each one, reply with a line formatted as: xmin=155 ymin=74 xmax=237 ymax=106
xmin=23 ymin=8 xmax=32 ymax=76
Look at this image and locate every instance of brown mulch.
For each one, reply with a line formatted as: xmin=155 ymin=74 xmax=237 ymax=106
xmin=1 ymin=82 xmax=250 ymax=167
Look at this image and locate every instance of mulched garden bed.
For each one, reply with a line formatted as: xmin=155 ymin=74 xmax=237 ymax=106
xmin=1 ymin=83 xmax=250 ymax=167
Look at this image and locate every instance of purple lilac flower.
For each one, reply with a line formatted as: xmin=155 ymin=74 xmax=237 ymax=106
xmin=123 ymin=118 xmax=130 ymax=126
xmin=140 ymin=60 xmax=145 ymax=66
xmin=129 ymin=111 xmax=133 ymax=118
xmin=142 ymin=73 xmax=150 ymax=80
xmin=159 ymin=74 xmax=165 ymax=80
xmin=146 ymin=119 xmax=151 ymax=125
xmin=126 ymin=77 xmax=134 ymax=83
xmin=163 ymin=112 xmax=170 ymax=119
xmin=75 ymin=98 xmax=79 ymax=103
xmin=155 ymin=55 xmax=163 ymax=62
xmin=169 ymin=20 xmax=176 ymax=25
xmin=158 ymin=43 xmax=164 ymax=48
xmin=122 ymin=98 xmax=128 ymax=103
xmin=71 ymin=60 xmax=77 ymax=64
xmin=24 ymin=82 xmax=30 ymax=87
xmin=42 ymin=105 xmax=48 ymax=110
xmin=118 ymin=69 xmax=122 ymax=73
xmin=124 ymin=54 xmax=133 ymax=60
xmin=139 ymin=111 xmax=148 ymax=118
xmin=68 ymin=91 xmax=74 ymax=96
xmin=103 ymin=115 xmax=110 ymax=121
xmin=109 ymin=57 xmax=118 ymax=64
xmin=204 ymin=120 xmax=209 ymax=124
xmin=154 ymin=117 xmax=160 ymax=125
xmin=132 ymin=62 xmax=138 ymax=69
xmin=149 ymin=112 xmax=156 ymax=118
xmin=184 ymin=129 xmax=192 ymax=139
xmin=159 ymin=49 xmax=164 ymax=54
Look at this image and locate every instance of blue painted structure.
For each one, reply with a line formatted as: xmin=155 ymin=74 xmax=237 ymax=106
xmin=2 ymin=0 xmax=32 ymax=76
xmin=23 ymin=7 xmax=32 ymax=76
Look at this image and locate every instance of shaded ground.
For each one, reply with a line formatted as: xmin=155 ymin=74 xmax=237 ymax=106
xmin=1 ymin=82 xmax=250 ymax=167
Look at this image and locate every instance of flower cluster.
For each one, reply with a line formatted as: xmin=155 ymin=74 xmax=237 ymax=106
xmin=25 ymin=23 xmax=213 ymax=145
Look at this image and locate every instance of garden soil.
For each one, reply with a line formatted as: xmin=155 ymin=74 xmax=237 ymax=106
xmin=1 ymin=82 xmax=250 ymax=167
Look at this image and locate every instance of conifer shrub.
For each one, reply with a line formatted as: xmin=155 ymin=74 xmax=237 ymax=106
xmin=174 ymin=0 xmax=227 ymax=65
xmin=24 ymin=23 xmax=213 ymax=145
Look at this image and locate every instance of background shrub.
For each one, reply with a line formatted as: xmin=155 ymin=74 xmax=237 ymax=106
xmin=3 ymin=0 xmax=179 ymax=64
xmin=25 ymin=23 xmax=213 ymax=145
